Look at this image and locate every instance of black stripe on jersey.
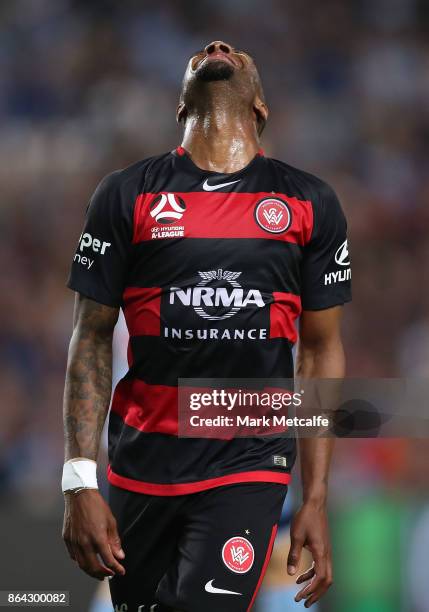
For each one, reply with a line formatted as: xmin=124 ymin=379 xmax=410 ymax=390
xmin=128 ymin=238 xmax=303 ymax=296
xmin=127 ymin=337 xmax=294 ymax=386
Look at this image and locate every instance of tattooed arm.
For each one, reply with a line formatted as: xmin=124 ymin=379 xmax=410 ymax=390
xmin=62 ymin=294 xmax=125 ymax=580
xmin=64 ymin=294 xmax=118 ymax=460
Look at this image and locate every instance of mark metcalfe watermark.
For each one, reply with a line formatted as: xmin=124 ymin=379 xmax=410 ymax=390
xmin=187 ymin=388 xmax=329 ymax=431
xmin=177 ymin=378 xmax=429 ymax=438
xmin=178 ymin=378 xmax=332 ymax=438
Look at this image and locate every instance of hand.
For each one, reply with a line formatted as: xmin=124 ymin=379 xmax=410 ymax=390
xmin=287 ymin=501 xmax=333 ymax=608
xmin=62 ymin=489 xmax=126 ymax=580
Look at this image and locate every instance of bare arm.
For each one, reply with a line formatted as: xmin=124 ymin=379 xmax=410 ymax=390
xmin=64 ymin=294 xmax=118 ymax=460
xmin=296 ymin=306 xmax=344 ymax=505
xmin=62 ymin=294 xmax=125 ymax=580
xmin=287 ymin=305 xmax=345 ymax=608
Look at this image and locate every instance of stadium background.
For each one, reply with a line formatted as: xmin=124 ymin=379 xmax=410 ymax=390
xmin=1 ymin=0 xmax=429 ymax=610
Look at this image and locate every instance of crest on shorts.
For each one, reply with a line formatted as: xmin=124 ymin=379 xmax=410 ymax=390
xmin=222 ymin=536 xmax=255 ymax=574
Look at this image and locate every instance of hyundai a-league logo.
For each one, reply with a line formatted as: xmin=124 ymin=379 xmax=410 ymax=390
xmin=149 ymin=193 xmax=186 ymax=224
xmin=254 ymin=197 xmax=291 ymax=233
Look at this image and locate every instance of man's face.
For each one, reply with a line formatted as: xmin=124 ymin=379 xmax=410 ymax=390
xmin=178 ymin=40 xmax=267 ymax=134
xmin=187 ymin=41 xmax=254 ymax=82
xmin=181 ymin=40 xmax=261 ymax=97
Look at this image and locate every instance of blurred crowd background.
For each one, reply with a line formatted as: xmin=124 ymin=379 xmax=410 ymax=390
xmin=0 ymin=0 xmax=428 ymax=610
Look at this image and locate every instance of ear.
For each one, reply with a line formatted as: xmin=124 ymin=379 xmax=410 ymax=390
xmin=253 ymin=98 xmax=269 ymax=135
xmin=176 ymin=102 xmax=187 ymax=125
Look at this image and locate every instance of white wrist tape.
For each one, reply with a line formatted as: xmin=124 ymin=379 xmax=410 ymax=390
xmin=62 ymin=459 xmax=98 ymax=492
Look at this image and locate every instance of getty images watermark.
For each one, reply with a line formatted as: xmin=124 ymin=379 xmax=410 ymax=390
xmin=187 ymin=388 xmax=328 ymax=430
xmin=178 ymin=378 xmax=429 ymax=439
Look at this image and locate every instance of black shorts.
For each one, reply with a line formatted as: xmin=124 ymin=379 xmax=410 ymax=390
xmin=108 ymin=481 xmax=288 ymax=612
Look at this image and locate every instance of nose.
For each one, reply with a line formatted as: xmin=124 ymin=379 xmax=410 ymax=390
xmin=204 ymin=41 xmax=233 ymax=56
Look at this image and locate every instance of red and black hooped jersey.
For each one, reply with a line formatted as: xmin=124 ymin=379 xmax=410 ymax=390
xmin=68 ymin=147 xmax=351 ymax=495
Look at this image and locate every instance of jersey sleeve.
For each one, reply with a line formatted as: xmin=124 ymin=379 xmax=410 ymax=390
xmin=300 ymin=182 xmax=351 ymax=310
xmin=67 ymin=171 xmax=134 ymax=307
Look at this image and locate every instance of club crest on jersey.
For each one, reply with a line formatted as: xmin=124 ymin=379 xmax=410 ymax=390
xmin=254 ymin=197 xmax=291 ymax=234
xmin=222 ymin=537 xmax=254 ymax=574
xmin=169 ymin=269 xmax=265 ymax=321
xmin=149 ymin=193 xmax=186 ymax=224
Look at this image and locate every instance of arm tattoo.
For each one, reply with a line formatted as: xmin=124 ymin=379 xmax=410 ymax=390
xmin=63 ymin=296 xmax=119 ymax=461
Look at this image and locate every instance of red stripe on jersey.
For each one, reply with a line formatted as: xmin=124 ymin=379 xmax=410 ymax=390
xmin=107 ymin=466 xmax=291 ymax=496
xmin=133 ymin=192 xmax=313 ymax=245
xmin=112 ymin=379 xmax=295 ymax=438
xmin=247 ymin=524 xmax=279 ymax=611
xmin=111 ymin=378 xmax=178 ymax=435
xmin=269 ymin=292 xmax=301 ymax=342
xmin=123 ymin=286 xmax=161 ymax=336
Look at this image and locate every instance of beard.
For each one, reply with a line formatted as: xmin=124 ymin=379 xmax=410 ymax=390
xmin=196 ymin=60 xmax=234 ymax=82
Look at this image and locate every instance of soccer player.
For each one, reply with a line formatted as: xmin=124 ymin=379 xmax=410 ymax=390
xmin=62 ymin=41 xmax=351 ymax=611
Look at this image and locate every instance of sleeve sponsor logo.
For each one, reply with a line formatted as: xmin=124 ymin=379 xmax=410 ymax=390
xmin=325 ymin=239 xmax=351 ymax=285
xmin=73 ymin=232 xmax=111 ymax=270
xmin=334 ymin=239 xmax=350 ymax=266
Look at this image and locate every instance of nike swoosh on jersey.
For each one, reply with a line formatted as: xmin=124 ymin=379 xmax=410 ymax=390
xmin=202 ymin=179 xmax=241 ymax=191
xmin=204 ymin=579 xmax=242 ymax=595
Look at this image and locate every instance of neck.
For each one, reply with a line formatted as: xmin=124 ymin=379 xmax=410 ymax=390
xmin=180 ymin=101 xmax=260 ymax=173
